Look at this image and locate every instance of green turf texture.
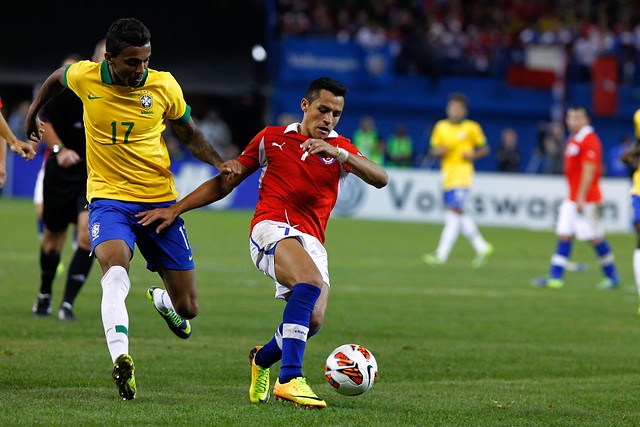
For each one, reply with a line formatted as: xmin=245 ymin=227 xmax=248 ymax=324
xmin=1 ymin=197 xmax=639 ymax=426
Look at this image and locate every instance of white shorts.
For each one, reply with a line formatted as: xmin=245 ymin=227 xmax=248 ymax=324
xmin=555 ymin=199 xmax=604 ymax=241
xmin=249 ymin=220 xmax=330 ymax=300
xmin=33 ymin=164 xmax=45 ymax=205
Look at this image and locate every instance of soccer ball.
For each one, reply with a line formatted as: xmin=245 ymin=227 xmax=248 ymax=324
xmin=324 ymin=344 xmax=378 ymax=396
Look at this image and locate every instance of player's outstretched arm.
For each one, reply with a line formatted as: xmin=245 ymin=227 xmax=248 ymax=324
xmin=136 ymin=159 xmax=251 ymax=233
xmin=0 ymin=110 xmax=37 ymax=161
xmin=171 ymin=119 xmax=241 ymax=175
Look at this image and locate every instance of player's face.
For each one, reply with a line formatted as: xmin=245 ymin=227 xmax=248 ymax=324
xmin=299 ymin=89 xmax=344 ymax=139
xmin=446 ymin=100 xmax=467 ymax=122
xmin=106 ymin=44 xmax=151 ymax=88
xmin=565 ymin=109 xmax=588 ymax=134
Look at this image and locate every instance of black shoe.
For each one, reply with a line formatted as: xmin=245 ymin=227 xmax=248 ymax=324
xmin=57 ymin=302 xmax=77 ymax=321
xmin=32 ymin=293 xmax=52 ymax=317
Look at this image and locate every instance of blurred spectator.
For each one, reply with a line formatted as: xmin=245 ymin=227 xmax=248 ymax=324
xmin=385 ymin=124 xmax=414 ymax=167
xmin=277 ymin=112 xmax=300 ymax=127
xmin=541 ymin=121 xmax=565 ymax=175
xmin=352 ymin=115 xmax=384 ymax=165
xmin=496 ymin=127 xmax=522 ymax=172
xmin=274 ymin=0 xmax=640 ymax=82
xmin=607 ymin=135 xmax=634 ymax=177
xmin=8 ymin=100 xmax=29 ymax=138
xmin=197 ymin=109 xmax=238 ymax=160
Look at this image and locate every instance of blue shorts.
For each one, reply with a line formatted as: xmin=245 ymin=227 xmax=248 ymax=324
xmin=88 ymin=199 xmax=194 ymax=272
xmin=444 ymin=188 xmax=469 ymax=210
xmin=633 ymin=195 xmax=640 ymax=225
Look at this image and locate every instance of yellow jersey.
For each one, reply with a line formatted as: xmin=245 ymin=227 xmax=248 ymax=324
xmin=632 ymin=109 xmax=640 ymax=195
xmin=430 ymin=118 xmax=487 ymax=190
xmin=65 ymin=60 xmax=190 ymax=202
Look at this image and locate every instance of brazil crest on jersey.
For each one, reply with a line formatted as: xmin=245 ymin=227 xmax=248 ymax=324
xmin=64 ymin=60 xmax=190 ymax=202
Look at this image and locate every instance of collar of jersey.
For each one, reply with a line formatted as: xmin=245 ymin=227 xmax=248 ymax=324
xmin=100 ymin=60 xmax=148 ymax=88
xmin=284 ymin=122 xmax=338 ymax=138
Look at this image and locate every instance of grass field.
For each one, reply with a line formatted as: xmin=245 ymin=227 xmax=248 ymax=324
xmin=1 ymin=196 xmax=640 ymax=426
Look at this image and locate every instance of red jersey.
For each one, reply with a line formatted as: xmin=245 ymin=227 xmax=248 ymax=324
xmin=237 ymin=123 xmax=362 ymax=243
xmin=563 ymin=125 xmax=602 ymax=203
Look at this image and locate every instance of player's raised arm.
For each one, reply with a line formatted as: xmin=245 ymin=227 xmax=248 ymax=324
xmin=25 ymin=66 xmax=67 ymax=142
xmin=299 ymin=138 xmax=388 ymax=188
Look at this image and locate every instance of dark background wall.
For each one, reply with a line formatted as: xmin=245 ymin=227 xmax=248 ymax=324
xmin=0 ymin=2 xmax=266 ymax=95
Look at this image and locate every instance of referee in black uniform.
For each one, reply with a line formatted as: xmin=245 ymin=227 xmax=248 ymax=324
xmin=32 ymin=43 xmax=105 ymax=320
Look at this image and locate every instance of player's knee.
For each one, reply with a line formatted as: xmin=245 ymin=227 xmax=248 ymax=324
xmin=299 ymin=274 xmax=324 ymax=289
xmin=310 ymin=308 xmax=326 ymax=331
xmin=175 ymin=298 xmax=198 ymax=319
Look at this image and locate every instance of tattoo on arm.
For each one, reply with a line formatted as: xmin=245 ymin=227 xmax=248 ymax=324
xmin=172 ymin=120 xmax=224 ymax=168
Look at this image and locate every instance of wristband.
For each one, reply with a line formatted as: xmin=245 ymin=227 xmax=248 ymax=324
xmin=336 ymin=147 xmax=349 ymax=162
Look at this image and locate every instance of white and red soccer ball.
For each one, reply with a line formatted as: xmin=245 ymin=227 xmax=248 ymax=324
xmin=324 ymin=344 xmax=378 ymax=396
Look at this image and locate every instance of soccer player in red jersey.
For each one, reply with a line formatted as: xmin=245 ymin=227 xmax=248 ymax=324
xmin=534 ymin=106 xmax=620 ymax=290
xmin=136 ymin=77 xmax=388 ymax=408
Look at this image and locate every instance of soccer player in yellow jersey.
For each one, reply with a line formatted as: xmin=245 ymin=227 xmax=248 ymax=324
xmin=423 ymin=93 xmax=493 ymax=267
xmin=25 ymin=18 xmax=238 ymax=400
xmin=621 ymin=108 xmax=640 ymax=312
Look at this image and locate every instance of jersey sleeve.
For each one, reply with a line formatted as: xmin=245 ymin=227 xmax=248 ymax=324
xmin=163 ymin=73 xmax=190 ymax=124
xmin=64 ymin=62 xmax=81 ymax=94
xmin=634 ymin=109 xmax=640 ymax=140
xmin=471 ymin=121 xmax=488 ymax=148
xmin=582 ymin=133 xmax=601 ymax=163
xmin=237 ymin=127 xmax=268 ymax=171
xmin=430 ymin=121 xmax=443 ymax=147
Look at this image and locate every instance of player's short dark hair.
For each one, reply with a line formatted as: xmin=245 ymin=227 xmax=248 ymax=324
xmin=566 ymin=104 xmax=590 ymax=118
xmin=106 ymin=18 xmax=151 ymax=57
xmin=305 ymin=77 xmax=347 ymax=103
xmin=448 ymin=92 xmax=468 ymax=106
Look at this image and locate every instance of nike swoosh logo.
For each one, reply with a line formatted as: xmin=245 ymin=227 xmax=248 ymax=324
xmin=188 ymin=254 xmax=193 ymax=261
xmin=291 ymin=394 xmax=324 ymax=401
xmin=183 ymin=322 xmax=192 ymax=335
xmin=88 ymin=94 xmax=103 ymax=100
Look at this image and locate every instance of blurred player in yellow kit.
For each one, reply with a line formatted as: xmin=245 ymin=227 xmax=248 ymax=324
xmin=423 ymin=93 xmax=493 ymax=268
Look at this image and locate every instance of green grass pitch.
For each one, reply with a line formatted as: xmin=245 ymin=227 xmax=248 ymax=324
xmin=1 ymin=197 xmax=640 ymax=426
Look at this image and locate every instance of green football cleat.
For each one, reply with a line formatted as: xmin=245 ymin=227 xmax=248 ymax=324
xmin=533 ymin=277 xmax=564 ymax=289
xmin=273 ymin=377 xmax=326 ymax=409
xmin=596 ymin=278 xmax=620 ymax=291
xmin=472 ymin=243 xmax=494 ymax=268
xmin=422 ymin=252 xmax=444 ymax=266
xmin=112 ymin=354 xmax=136 ymax=400
xmin=147 ymin=286 xmax=192 ymax=339
xmin=249 ymin=346 xmax=270 ymax=403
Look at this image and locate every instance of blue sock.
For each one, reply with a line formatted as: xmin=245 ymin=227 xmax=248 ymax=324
xmin=255 ymin=324 xmax=283 ymax=368
xmin=594 ymin=240 xmax=619 ymax=282
xmin=279 ymin=283 xmax=321 ymax=383
xmin=255 ymin=325 xmax=321 ymax=369
xmin=549 ymin=240 xmax=571 ymax=280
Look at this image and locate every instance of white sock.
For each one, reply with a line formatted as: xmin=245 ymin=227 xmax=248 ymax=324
xmin=101 ymin=266 xmax=131 ymax=363
xmin=460 ymin=214 xmax=488 ymax=254
xmin=436 ymin=211 xmax=461 ymax=261
xmin=152 ymin=288 xmax=174 ymax=313
xmin=634 ymin=249 xmax=640 ymax=303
